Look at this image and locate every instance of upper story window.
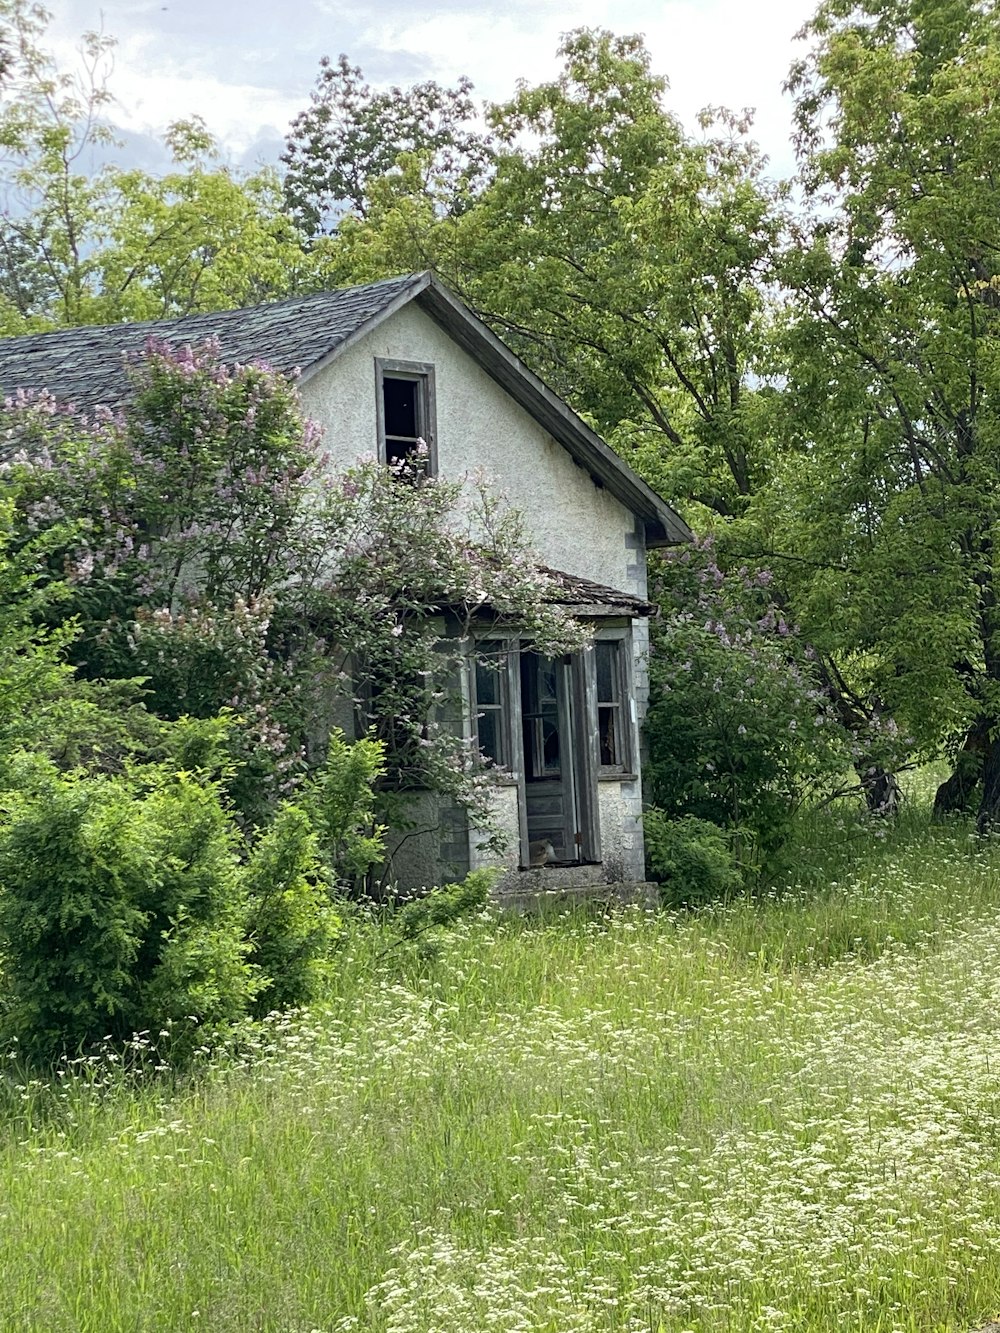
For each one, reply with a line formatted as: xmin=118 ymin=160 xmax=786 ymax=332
xmin=375 ymin=358 xmax=437 ymax=476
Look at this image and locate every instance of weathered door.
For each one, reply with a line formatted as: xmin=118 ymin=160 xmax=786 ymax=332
xmin=519 ymin=650 xmax=595 ymax=865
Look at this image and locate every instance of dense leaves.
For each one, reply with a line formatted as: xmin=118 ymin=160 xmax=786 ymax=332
xmin=282 ymin=54 xmax=492 ymax=234
xmin=645 ymin=540 xmax=853 ymax=858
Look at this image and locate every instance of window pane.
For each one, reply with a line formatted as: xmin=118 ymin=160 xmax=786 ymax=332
xmin=599 ymin=704 xmax=618 ymax=766
xmin=476 ymin=661 xmax=499 ymax=706
xmin=383 ymin=377 xmax=419 ymax=438
xmin=596 ymin=641 xmax=619 ymax=703
xmin=476 ymin=643 xmax=504 ymax=705
xmin=478 ymin=710 xmax=502 ymax=764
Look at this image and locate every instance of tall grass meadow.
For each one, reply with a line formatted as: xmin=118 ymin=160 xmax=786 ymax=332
xmin=3 ymin=790 xmax=1000 ymax=1330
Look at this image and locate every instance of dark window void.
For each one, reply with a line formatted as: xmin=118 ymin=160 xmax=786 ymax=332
xmin=382 ymin=375 xmax=425 ymax=468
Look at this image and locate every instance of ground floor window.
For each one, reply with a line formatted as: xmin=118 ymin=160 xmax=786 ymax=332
xmin=472 ymin=640 xmax=509 ymax=767
xmin=595 ymin=638 xmax=628 ymax=772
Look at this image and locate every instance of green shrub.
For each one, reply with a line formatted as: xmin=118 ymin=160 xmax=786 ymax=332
xmin=0 ymin=758 xmax=150 ymax=1060
xmin=303 ymin=729 xmax=386 ymax=888
xmin=244 ymin=803 xmax=341 ymax=1014
xmin=645 ymin=541 xmax=852 ymax=855
xmin=390 ymin=868 xmax=496 ymax=960
xmin=0 ymin=756 xmax=258 ymax=1062
xmin=644 ymin=810 xmax=743 ymax=908
xmin=131 ymin=768 xmax=259 ymax=1044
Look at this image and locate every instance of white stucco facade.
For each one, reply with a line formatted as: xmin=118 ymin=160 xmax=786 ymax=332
xmin=299 ymin=300 xmax=654 ymax=896
xmin=299 ymin=303 xmax=640 ymax=596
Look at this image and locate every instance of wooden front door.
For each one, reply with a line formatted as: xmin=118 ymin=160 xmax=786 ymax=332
xmin=518 ymin=650 xmax=599 ymax=866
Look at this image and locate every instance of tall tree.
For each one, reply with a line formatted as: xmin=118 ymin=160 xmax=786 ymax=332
xmin=784 ymin=0 xmax=1000 ymax=824
xmin=318 ymin=31 xmax=788 ymax=526
xmin=282 ymin=54 xmax=492 ymax=236
xmin=0 ymin=6 xmax=314 ymax=330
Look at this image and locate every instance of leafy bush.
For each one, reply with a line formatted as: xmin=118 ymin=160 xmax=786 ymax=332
xmin=389 ymin=869 xmax=497 ymax=961
xmin=644 ymin=810 xmax=743 ymax=908
xmin=645 ymin=539 xmax=849 ymax=854
xmin=244 ymin=803 xmax=340 ymax=1015
xmin=0 ymin=715 xmax=393 ymax=1063
xmin=303 ymin=728 xmax=386 ymax=887
xmin=0 ymin=347 xmax=586 ymax=838
xmin=0 ymin=754 xmax=258 ymax=1062
xmin=131 ymin=767 xmax=259 ymax=1044
xmin=0 ymin=757 xmax=150 ymax=1060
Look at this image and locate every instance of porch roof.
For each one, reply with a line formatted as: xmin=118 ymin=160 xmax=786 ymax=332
xmin=540 ymin=567 xmax=653 ymax=618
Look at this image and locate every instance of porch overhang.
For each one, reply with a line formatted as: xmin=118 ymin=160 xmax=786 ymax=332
xmin=538 ymin=567 xmax=654 ymax=619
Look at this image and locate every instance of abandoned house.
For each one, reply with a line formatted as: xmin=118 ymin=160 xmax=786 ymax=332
xmin=0 ymin=272 xmax=691 ymax=901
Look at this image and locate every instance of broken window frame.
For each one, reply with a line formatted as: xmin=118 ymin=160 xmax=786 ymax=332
xmin=375 ymin=357 xmax=437 ymax=476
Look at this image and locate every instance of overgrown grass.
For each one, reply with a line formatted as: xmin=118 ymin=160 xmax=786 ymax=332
xmin=3 ymin=805 xmax=1000 ymax=1330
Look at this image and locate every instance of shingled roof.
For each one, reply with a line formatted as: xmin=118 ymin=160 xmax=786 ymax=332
xmin=0 ymin=273 xmax=421 ymax=411
xmin=0 ymin=272 xmax=692 ymax=547
xmin=540 ymin=567 xmax=653 ymax=617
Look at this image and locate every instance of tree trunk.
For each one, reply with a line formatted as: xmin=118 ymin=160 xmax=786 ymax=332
xmin=977 ymin=731 xmax=1000 ymax=832
xmin=860 ymin=764 xmax=902 ymax=815
xmin=934 ymin=716 xmax=988 ymax=817
xmin=814 ymin=659 xmax=903 ymax=816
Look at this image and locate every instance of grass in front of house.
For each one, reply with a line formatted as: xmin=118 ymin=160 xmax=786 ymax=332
xmin=3 ymin=808 xmax=1000 ymax=1331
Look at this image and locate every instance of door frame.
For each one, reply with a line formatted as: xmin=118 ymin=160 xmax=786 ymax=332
xmin=512 ymin=647 xmax=601 ymax=868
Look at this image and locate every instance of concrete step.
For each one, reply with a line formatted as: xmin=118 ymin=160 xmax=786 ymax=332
xmin=510 ymin=862 xmax=606 ymax=893
xmin=495 ymin=881 xmax=659 ymax=913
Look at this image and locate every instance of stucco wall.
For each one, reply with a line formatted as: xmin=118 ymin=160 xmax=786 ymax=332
xmin=299 ymin=302 xmax=640 ymax=594
xmin=299 ymin=299 xmax=654 ymax=893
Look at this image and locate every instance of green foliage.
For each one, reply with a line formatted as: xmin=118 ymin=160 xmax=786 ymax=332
xmin=243 ymin=803 xmax=340 ymax=1015
xmin=0 ymin=757 xmax=148 ymax=1060
xmin=0 ymin=755 xmax=257 ymax=1061
xmin=0 ymin=498 xmax=75 ymax=768
xmin=644 ymin=542 xmax=852 ymax=853
xmin=390 ymin=868 xmax=496 ymax=960
xmin=0 ymin=5 xmax=312 ymax=330
xmin=644 ymin=811 xmax=743 ymax=907
xmin=782 ymin=0 xmax=1000 ymax=820
xmin=131 ymin=768 xmax=256 ymax=1042
xmin=282 ymin=54 xmax=491 ymax=234
xmin=302 ymin=729 xmax=385 ymax=885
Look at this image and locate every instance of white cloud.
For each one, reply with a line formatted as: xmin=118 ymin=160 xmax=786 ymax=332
xmin=43 ymin=0 xmax=817 ymax=175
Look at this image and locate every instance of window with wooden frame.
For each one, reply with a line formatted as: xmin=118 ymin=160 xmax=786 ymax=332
xmin=521 ymin=651 xmax=563 ymax=780
xmin=595 ymin=638 xmax=631 ymax=774
xmin=472 ymin=639 xmax=510 ymax=769
xmin=375 ymin=358 xmax=437 ymax=475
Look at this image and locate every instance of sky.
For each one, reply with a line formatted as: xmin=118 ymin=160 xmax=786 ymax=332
xmin=46 ymin=0 xmax=819 ymax=181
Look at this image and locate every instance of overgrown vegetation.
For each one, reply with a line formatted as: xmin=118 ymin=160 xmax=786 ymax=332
xmin=0 ymin=805 xmax=998 ymax=1330
xmin=0 ymin=336 xmax=583 ymax=1064
xmin=1 ymin=0 xmax=998 ymax=843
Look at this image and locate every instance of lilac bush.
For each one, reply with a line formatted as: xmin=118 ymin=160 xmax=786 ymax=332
xmin=644 ymin=537 xmax=852 ymax=858
xmin=0 ymin=340 xmax=586 ymax=839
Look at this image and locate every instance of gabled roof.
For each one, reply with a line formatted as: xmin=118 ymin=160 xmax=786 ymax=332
xmin=0 ymin=272 xmax=691 ymax=546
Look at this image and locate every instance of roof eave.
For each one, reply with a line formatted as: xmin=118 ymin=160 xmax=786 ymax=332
xmin=296 ymin=271 xmax=435 ymax=385
xmin=414 ymin=278 xmax=692 ymax=544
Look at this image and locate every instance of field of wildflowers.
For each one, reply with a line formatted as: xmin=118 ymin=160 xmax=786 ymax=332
xmin=3 ymin=807 xmax=1000 ymax=1331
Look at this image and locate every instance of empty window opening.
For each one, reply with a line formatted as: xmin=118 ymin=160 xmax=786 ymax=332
xmin=376 ymin=360 xmax=436 ymax=474
xmin=382 ymin=377 xmax=422 ymax=465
